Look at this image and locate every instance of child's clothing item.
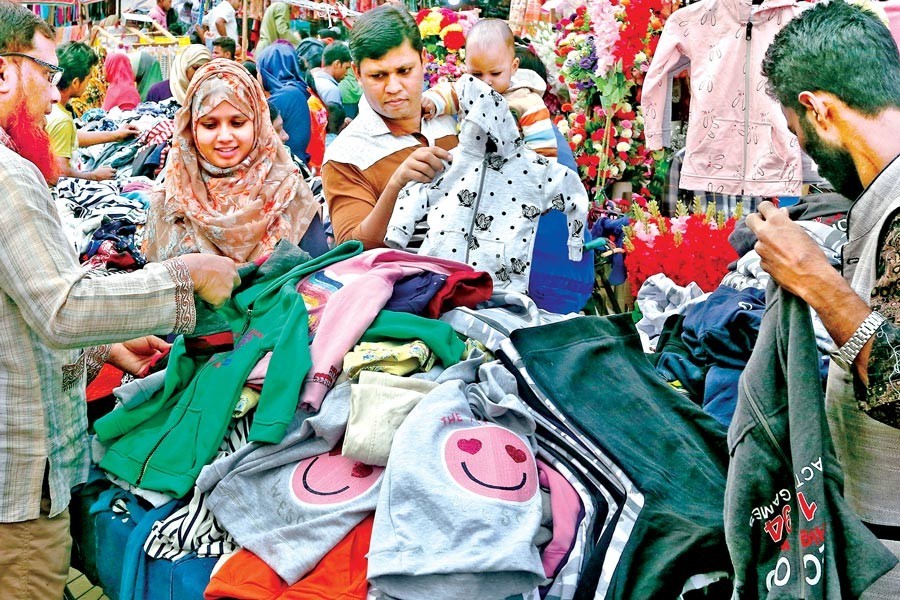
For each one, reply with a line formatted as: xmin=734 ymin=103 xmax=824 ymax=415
xmin=386 ymin=75 xmax=588 ymax=295
xmin=94 ymin=242 xmax=362 ymax=498
xmin=641 ymin=0 xmax=806 ymax=196
xmin=342 ymin=340 xmax=435 ymax=379
xmin=424 ymin=69 xmax=556 ymax=157
xmin=245 ymin=248 xmax=474 ymax=411
xmin=367 ymin=362 xmax=545 ymax=600
xmin=342 ymin=371 xmax=439 ymax=467
xmin=198 ymin=383 xmax=382 ymax=586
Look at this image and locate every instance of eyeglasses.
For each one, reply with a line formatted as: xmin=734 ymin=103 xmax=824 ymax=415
xmin=0 ymin=52 xmax=64 ymax=86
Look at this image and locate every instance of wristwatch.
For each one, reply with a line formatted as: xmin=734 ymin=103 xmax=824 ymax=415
xmin=830 ymin=311 xmax=886 ymax=371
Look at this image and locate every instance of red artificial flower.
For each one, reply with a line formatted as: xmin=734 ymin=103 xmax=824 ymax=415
xmin=575 ymin=114 xmax=587 ymax=125
xmin=561 ymin=102 xmax=573 ymax=112
xmin=444 ymin=30 xmax=465 ymax=51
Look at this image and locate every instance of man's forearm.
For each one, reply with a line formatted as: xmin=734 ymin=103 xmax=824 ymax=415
xmin=799 ymin=266 xmax=876 ymax=381
xmin=353 ymin=179 xmax=403 ymax=249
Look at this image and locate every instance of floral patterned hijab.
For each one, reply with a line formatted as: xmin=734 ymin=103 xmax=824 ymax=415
xmin=144 ymin=59 xmax=318 ymax=263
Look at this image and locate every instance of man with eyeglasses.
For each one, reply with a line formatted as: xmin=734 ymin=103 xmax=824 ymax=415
xmin=45 ymin=42 xmax=139 ymax=183
xmin=0 ymin=2 xmax=239 ymax=597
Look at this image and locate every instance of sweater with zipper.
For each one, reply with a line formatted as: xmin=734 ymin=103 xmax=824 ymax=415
xmin=94 ymin=241 xmax=363 ymax=497
xmin=724 ymin=284 xmax=896 ymax=598
xmin=385 ymin=75 xmax=587 ymax=294
xmin=641 ymin=0 xmax=806 ymax=196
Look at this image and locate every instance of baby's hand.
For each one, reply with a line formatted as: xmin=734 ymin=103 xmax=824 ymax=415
xmin=421 ymin=97 xmax=437 ymax=120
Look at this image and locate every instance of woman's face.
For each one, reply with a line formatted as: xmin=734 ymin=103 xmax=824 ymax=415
xmin=195 ymin=100 xmax=255 ymax=168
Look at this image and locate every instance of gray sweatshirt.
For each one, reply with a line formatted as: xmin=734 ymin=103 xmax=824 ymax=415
xmin=196 ymin=382 xmax=383 ymax=585
xmin=367 ymin=361 xmax=545 ymax=599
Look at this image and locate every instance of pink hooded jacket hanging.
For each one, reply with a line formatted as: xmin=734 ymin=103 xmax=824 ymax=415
xmin=641 ymin=0 xmax=807 ymax=197
xmin=102 ymin=52 xmax=141 ymax=112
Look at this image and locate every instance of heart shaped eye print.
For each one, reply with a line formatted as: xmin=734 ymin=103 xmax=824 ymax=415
xmin=457 ymin=439 xmax=482 ymax=455
xmin=444 ymin=425 xmax=537 ymax=502
xmin=291 ymin=450 xmax=383 ymax=506
xmin=505 ymin=445 xmax=527 ymax=463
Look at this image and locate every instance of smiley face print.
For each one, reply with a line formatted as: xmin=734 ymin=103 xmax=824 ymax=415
xmin=443 ymin=425 xmax=538 ymax=502
xmin=290 ymin=448 xmax=384 ymax=506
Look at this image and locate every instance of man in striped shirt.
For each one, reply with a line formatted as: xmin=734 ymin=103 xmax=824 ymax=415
xmin=0 ymin=2 xmax=238 ymax=596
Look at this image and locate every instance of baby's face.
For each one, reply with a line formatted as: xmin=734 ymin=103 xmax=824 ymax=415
xmin=465 ymin=44 xmax=518 ymax=95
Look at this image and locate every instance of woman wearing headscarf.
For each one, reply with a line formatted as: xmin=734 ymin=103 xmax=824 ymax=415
xmin=146 ymin=44 xmax=211 ymax=104
xmin=256 ymin=42 xmax=312 ymax=163
xmin=143 ymin=59 xmax=327 ymax=262
xmin=132 ymin=52 xmax=164 ymax=101
xmin=102 ymin=53 xmax=142 ymax=111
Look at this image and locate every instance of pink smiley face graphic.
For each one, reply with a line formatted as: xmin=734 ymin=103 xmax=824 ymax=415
xmin=290 ymin=448 xmax=384 ymax=506
xmin=444 ymin=425 xmax=538 ymax=502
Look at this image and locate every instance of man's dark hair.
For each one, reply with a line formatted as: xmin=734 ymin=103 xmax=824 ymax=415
xmin=56 ymin=42 xmax=99 ymax=90
xmin=763 ymin=0 xmax=900 ymax=116
xmin=242 ymin=59 xmax=257 ymax=77
xmin=212 ymin=36 xmax=237 ymax=59
xmin=326 ymin=102 xmax=345 ymax=134
xmin=322 ymin=42 xmax=351 ymax=67
xmin=0 ymin=0 xmax=55 ymax=54
xmin=349 ymin=5 xmax=422 ymax=65
xmin=268 ymin=101 xmax=280 ymax=124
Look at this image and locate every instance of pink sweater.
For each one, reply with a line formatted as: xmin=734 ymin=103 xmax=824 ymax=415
xmin=641 ymin=0 xmax=807 ymax=197
xmin=247 ymin=249 xmax=475 ymax=411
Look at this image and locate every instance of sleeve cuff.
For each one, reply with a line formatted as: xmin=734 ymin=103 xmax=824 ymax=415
xmin=162 ymin=258 xmax=196 ymax=334
xmin=85 ymin=344 xmax=112 ymax=383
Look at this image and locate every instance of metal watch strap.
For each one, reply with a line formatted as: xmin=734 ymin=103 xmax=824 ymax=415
xmin=832 ymin=311 xmax=887 ymax=369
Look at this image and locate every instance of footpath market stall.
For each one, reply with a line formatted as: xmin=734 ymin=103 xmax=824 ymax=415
xmin=40 ymin=0 xmax=897 ymax=598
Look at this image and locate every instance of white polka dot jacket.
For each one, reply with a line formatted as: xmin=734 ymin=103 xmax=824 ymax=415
xmin=385 ymin=75 xmax=588 ymax=294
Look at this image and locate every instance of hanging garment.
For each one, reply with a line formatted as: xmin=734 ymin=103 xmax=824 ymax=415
xmin=725 ymin=286 xmax=897 ymax=597
xmin=641 ymin=0 xmax=806 ymax=196
xmin=385 ymin=75 xmax=588 ymax=294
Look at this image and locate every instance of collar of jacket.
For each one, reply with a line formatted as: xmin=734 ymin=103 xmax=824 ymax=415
xmin=719 ymin=0 xmax=805 ymax=24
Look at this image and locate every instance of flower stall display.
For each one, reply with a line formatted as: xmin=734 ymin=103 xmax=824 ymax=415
xmin=624 ymin=198 xmax=740 ymax=295
xmin=415 ymin=7 xmax=473 ymax=88
xmin=548 ymin=0 xmax=676 ymax=205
